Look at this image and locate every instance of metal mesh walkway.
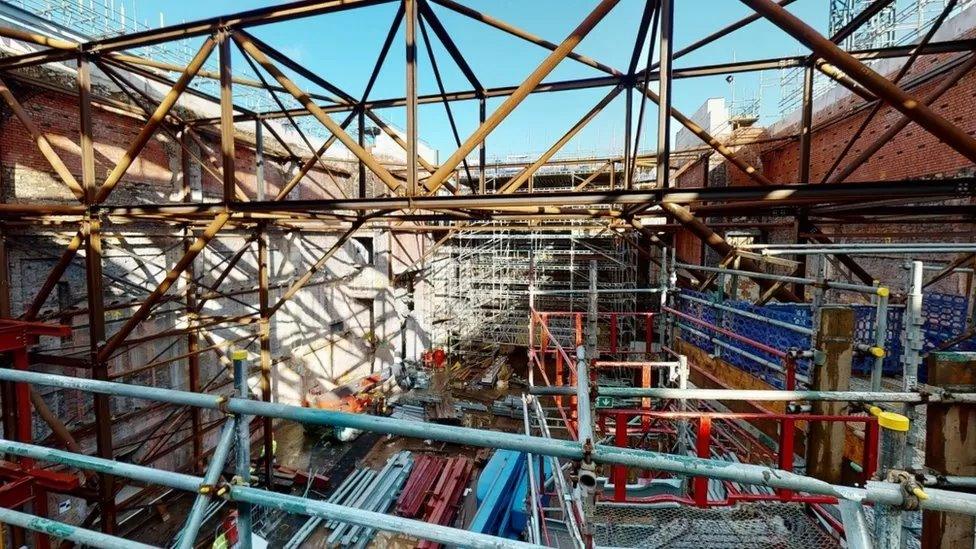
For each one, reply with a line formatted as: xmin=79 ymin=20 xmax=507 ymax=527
xmin=590 ymin=502 xmax=839 ymax=548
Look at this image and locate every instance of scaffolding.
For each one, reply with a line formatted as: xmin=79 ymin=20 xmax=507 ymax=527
xmin=0 ymin=0 xmax=973 ymax=546
xmin=434 ymin=228 xmax=638 ymax=358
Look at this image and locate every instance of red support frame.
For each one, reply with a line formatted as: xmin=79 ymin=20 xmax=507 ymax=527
xmin=534 ymin=311 xmax=657 ymax=355
xmin=0 ymin=319 xmax=74 ymax=549
xmin=693 ymin=415 xmax=712 ymax=507
xmin=597 ymin=409 xmax=880 ymax=507
xmin=613 ymin=412 xmax=629 ymax=502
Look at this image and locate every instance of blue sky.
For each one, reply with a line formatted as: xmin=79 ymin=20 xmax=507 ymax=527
xmin=141 ymin=1 xmax=828 ymax=159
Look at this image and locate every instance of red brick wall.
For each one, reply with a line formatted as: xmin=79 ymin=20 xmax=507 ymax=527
xmin=0 ymin=83 xmax=353 ymax=203
xmin=760 ymin=50 xmax=976 ymax=184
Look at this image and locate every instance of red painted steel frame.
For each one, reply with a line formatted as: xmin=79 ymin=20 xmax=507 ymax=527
xmin=529 ymin=309 xmax=580 ymax=439
xmin=0 ymin=319 xmax=73 ymax=549
xmin=535 ymin=311 xmax=656 ymax=355
xmin=598 ymin=409 xmax=879 ymax=507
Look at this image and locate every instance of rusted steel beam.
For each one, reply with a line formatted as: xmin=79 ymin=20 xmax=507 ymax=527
xmin=425 ymin=0 xmax=622 ymax=193
xmin=417 ymin=15 xmax=474 ymax=186
xmin=98 ymin=177 xmax=971 ymax=215
xmin=185 ymin=39 xmax=972 ymax=126
xmin=257 ymin=230 xmax=273 ymax=486
xmin=179 ymin=128 xmax=204 ymax=474
xmin=498 ymin=86 xmax=624 ymax=194
xmin=78 ymin=56 xmax=96 ymax=202
xmin=268 ymin=220 xmax=365 ymax=316
xmin=924 ymin=252 xmax=976 ymax=290
xmin=0 ymin=226 xmax=17 ymax=496
xmin=630 ymin=2 xmax=659 ymax=185
xmin=358 ymin=1 xmax=404 ymax=199
xmin=656 ymin=0 xmax=674 ymax=187
xmin=273 ymin=114 xmax=357 ymax=201
xmin=96 ymin=212 xmax=232 ymax=363
xmin=77 ymin=62 xmax=113 ymax=521
xmin=61 ymin=71 xmax=104 ymax=490
xmin=820 ymin=0 xmax=953 ymax=182
xmin=625 ymin=0 xmax=658 ymax=187
xmin=96 ymin=59 xmax=250 ymax=202
xmin=646 ymin=0 xmax=798 ymax=75
xmin=108 ymin=335 xmax=256 ymax=381
xmin=803 ymin=225 xmax=876 ymax=285
xmin=94 ymin=36 xmax=217 ymax=204
xmin=478 ymin=98 xmax=487 ymax=193
xmin=829 ymin=0 xmax=895 ymax=44
xmin=99 ymin=53 xmax=253 ymax=125
xmin=628 ymin=0 xmax=657 ymax=77
xmin=0 ymin=48 xmax=76 ymax=71
xmin=363 ymin=109 xmax=437 ymax=176
xmin=428 ymin=0 xmax=622 ymax=77
xmin=742 ymin=0 xmax=976 ymax=165
xmin=417 ymin=0 xmax=483 ymax=95
xmin=573 ymin=161 xmax=614 ymax=192
xmin=0 ymin=75 xmax=85 ymax=201
xmin=628 ymin=218 xmax=697 ymax=282
xmin=624 ymin=86 xmax=633 ymax=188
xmin=82 ymin=215 xmax=115 ymax=533
xmin=797 ymin=63 xmax=814 ymax=183
xmin=107 ymin=52 xmax=337 ymax=103
xmin=219 ymin=33 xmax=238 ymax=202
xmin=0 ymin=25 xmax=77 ymax=49
xmin=84 ymin=0 xmax=396 ymax=54
xmin=234 ymin=32 xmax=402 ymax=192
xmin=23 ymin=231 xmax=84 ymax=321
xmin=235 ymin=30 xmax=355 ymax=104
xmin=233 ymin=42 xmax=345 ymax=198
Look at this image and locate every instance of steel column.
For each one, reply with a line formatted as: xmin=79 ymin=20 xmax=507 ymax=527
xmin=405 ymin=0 xmax=419 ymax=196
xmin=219 ymin=33 xmax=237 ymax=201
xmin=655 ymin=0 xmax=673 ymax=187
xmin=233 ymin=351 xmax=253 ymax=549
xmin=257 ymin=229 xmax=273 ymax=487
xmin=478 ymin=98 xmax=486 ymax=193
xmin=798 ymin=63 xmax=814 ymax=183
xmin=181 ymin=127 xmax=204 ymax=472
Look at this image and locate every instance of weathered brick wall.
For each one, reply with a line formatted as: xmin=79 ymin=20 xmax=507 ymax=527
xmin=0 ymin=78 xmax=359 ymax=204
xmin=707 ymin=25 xmax=976 ymax=186
xmin=760 ymin=58 xmax=976 ymax=184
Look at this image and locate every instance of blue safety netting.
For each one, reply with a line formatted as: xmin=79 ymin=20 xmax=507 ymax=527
xmin=677 ymin=289 xmax=974 ymax=388
xmin=678 ymin=290 xmax=811 ymax=389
